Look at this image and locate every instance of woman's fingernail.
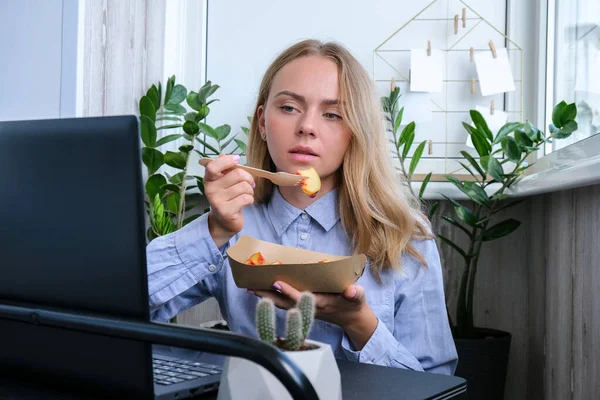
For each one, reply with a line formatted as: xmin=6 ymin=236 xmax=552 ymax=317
xmin=246 ymin=289 xmax=255 ymax=295
xmin=273 ymin=283 xmax=282 ymax=291
xmin=252 ymin=181 xmax=256 ymax=188
xmin=232 ymin=155 xmax=241 ymax=162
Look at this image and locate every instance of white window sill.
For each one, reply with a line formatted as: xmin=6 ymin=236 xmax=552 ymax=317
xmin=415 ymin=133 xmax=600 ymax=200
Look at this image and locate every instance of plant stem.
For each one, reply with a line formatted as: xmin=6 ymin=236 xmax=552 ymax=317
xmin=456 ymin=205 xmax=479 ymax=338
xmin=176 ymin=135 xmax=193 ymax=229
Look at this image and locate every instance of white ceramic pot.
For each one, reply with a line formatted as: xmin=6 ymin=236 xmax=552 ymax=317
xmin=216 ymin=340 xmax=342 ymax=400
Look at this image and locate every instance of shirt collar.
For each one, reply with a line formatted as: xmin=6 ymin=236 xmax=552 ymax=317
xmin=268 ymin=188 xmax=341 ymax=236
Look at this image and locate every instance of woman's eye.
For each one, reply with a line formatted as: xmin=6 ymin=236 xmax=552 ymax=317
xmin=324 ymin=113 xmax=342 ymax=120
xmin=280 ymin=105 xmax=296 ymax=113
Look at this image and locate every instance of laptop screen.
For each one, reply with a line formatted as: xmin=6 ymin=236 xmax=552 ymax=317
xmin=0 ymin=116 xmax=154 ymax=398
xmin=0 ymin=116 xmax=149 ymax=319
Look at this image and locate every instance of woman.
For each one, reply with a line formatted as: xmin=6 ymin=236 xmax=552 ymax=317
xmin=147 ymin=39 xmax=457 ymax=375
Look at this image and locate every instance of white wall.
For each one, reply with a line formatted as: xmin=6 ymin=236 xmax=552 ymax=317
xmin=203 ymin=0 xmax=539 ymax=177
xmin=0 ymin=0 xmax=78 ymax=121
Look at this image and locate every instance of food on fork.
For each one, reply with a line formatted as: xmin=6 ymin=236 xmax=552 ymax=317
xmin=296 ymin=167 xmax=321 ymax=197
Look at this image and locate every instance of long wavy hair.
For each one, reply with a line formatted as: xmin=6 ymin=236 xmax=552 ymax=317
xmin=246 ymin=39 xmax=432 ymax=278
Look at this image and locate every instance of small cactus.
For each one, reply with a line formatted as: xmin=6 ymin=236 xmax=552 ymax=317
xmin=297 ymin=292 xmax=315 ymax=341
xmin=254 ymin=291 xmax=317 ymax=351
xmin=256 ymin=298 xmax=276 ymax=343
xmin=285 ymin=309 xmax=302 ymax=351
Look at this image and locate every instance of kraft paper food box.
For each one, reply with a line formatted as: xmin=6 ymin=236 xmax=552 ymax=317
xmin=227 ymin=235 xmax=367 ymax=293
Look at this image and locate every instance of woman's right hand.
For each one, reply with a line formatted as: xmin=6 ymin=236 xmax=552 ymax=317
xmin=203 ymin=154 xmax=255 ymax=248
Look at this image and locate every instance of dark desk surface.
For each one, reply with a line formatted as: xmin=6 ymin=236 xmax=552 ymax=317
xmin=0 ymin=360 xmax=465 ymax=400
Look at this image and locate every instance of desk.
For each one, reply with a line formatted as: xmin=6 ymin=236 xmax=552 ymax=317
xmin=0 ymin=360 xmax=465 ymax=400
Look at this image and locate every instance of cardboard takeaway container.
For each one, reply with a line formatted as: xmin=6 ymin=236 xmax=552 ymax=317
xmin=226 ymin=235 xmax=367 ymax=293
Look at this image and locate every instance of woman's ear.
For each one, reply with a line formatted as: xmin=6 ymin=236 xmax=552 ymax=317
xmin=257 ymin=105 xmax=267 ymax=141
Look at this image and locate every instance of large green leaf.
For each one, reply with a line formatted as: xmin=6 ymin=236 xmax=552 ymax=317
xmin=234 ymin=139 xmax=247 ymax=152
xmin=164 ymin=103 xmax=187 ymax=114
xmin=140 ymin=115 xmax=157 ymax=147
xmin=455 ymin=205 xmax=479 ymax=227
xmin=418 ymin=172 xmax=432 ymax=200
xmin=179 ymin=144 xmax=194 ymax=153
xmin=169 ymin=171 xmax=185 ymax=184
xmin=215 ymin=125 xmax=232 ymax=141
xmin=438 ymin=234 xmax=468 ymax=259
xmin=441 ymin=216 xmax=472 ymax=238
xmin=141 ymin=147 xmax=164 ymax=174
xmin=562 ymin=103 xmax=577 ymax=125
xmin=445 ymin=175 xmax=464 ymax=192
xmin=186 ymin=91 xmax=203 ymax=111
xmin=161 ymin=183 xmax=180 ymax=193
xmin=184 ymin=112 xmax=198 ymax=122
xmin=164 ymin=151 xmax=187 ymax=169
xmin=145 ymin=174 xmax=167 ymax=201
xmin=183 ymin=121 xmax=200 ymax=136
xmin=198 ymin=81 xmax=220 ymax=103
xmin=164 ymin=75 xmax=175 ymax=105
xmin=199 ymin=122 xmax=217 ymax=140
xmin=157 ymin=124 xmax=182 ymax=131
xmin=460 ymin=150 xmax=486 ymax=179
xmin=494 ymin=122 xmax=522 ymax=144
xmin=167 ymin=84 xmax=187 ymax=105
xmin=399 ymin=122 xmax=415 ymax=148
xmin=139 ymin=96 xmax=156 ymax=122
xmin=409 ymin=140 xmax=426 ymax=178
xmin=552 ymin=120 xmax=578 ymax=139
xmin=147 ymin=85 xmax=160 ymax=111
xmin=515 ymin=129 xmax=533 ymax=148
xmin=394 ymin=107 xmax=404 ymax=133
xmin=165 ymin=192 xmax=181 ymax=214
xmin=470 ymin=110 xmax=493 ymax=141
xmin=482 ymin=219 xmax=521 ymax=241
xmin=552 ymin=101 xmax=567 ymax=127
xmin=463 ymin=181 xmax=491 ymax=208
xmin=463 ymin=122 xmax=490 ymax=157
xmin=486 ymin=156 xmax=504 ymax=183
xmin=501 ymin=136 xmax=521 ymax=162
xmin=154 ymin=134 xmax=182 ymax=147
xmin=195 ymin=136 xmax=220 ymax=155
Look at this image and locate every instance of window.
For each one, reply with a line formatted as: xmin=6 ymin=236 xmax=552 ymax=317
xmin=546 ymin=0 xmax=600 ymax=153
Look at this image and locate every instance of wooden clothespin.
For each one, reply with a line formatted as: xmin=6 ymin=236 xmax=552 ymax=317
xmin=462 ymin=8 xmax=466 ymax=28
xmin=427 ymin=40 xmax=431 ymax=56
xmin=391 ymin=77 xmax=396 ymax=92
xmin=470 ymin=47 xmax=474 ymax=62
xmin=428 ymin=139 xmax=433 ymax=155
xmin=490 ymin=100 xmax=495 ymax=115
xmin=454 ymin=15 xmax=459 ymax=34
xmin=488 ymin=40 xmax=497 ymax=58
xmin=471 ymin=78 xmax=476 ymax=94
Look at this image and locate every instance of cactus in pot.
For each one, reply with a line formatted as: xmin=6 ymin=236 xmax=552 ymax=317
xmin=255 ymin=292 xmax=316 ymax=351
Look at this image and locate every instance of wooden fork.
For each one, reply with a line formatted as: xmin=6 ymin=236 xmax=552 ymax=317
xmin=198 ymin=157 xmax=307 ymax=187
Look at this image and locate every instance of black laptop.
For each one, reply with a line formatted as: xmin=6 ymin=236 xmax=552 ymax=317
xmin=0 ymin=116 xmax=225 ymax=399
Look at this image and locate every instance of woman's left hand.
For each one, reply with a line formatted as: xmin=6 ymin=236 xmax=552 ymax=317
xmin=252 ymin=281 xmax=378 ymax=349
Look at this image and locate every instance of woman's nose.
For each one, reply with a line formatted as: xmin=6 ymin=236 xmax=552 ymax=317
xmin=297 ymin=110 xmax=317 ymax=137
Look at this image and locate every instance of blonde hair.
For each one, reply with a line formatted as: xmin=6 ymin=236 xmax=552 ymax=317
xmin=246 ymin=39 xmax=432 ymax=278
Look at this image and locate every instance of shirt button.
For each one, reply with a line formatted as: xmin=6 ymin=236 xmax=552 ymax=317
xmin=301 ymin=213 xmax=308 ymax=220
xmin=300 ymin=233 xmax=308 ymax=240
xmin=208 ymin=264 xmax=217 ymax=272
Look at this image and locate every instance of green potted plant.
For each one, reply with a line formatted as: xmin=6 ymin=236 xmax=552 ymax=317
xmin=217 ymin=293 xmax=342 ymax=400
xmin=138 ymin=76 xmax=247 ymax=241
xmin=437 ymin=101 xmax=578 ymax=399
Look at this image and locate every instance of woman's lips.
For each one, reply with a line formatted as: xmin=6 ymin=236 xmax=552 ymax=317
xmin=289 ymin=152 xmax=318 ymax=163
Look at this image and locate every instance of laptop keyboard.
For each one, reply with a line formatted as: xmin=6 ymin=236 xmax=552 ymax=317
xmin=152 ymin=356 xmax=222 ymax=386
